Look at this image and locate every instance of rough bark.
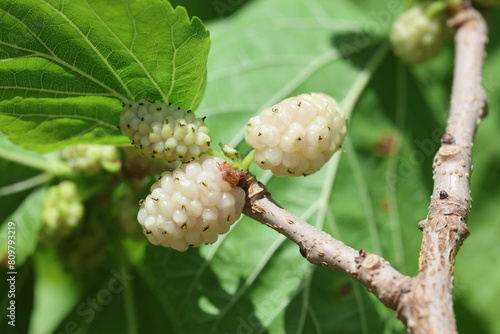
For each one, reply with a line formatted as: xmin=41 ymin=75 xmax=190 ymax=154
xmin=241 ymin=174 xmax=412 ymax=311
xmin=397 ymin=7 xmax=488 ymax=333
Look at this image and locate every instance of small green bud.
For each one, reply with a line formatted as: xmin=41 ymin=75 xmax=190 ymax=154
xmin=220 ymin=143 xmax=241 ymax=162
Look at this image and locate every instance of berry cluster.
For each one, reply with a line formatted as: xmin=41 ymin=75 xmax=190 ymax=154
xmin=137 ymin=155 xmax=245 ymax=251
xmin=61 ymin=144 xmax=121 ymax=174
xmin=120 ymin=101 xmax=211 ymax=162
xmin=389 ymin=3 xmax=448 ymax=64
xmin=246 ymin=93 xmax=347 ymax=176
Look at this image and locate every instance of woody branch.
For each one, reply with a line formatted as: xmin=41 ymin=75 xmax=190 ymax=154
xmin=396 ymin=6 xmax=488 ymax=334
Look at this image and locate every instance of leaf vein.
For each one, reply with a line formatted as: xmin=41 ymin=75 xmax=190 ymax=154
xmin=39 ymin=0 xmax=133 ymax=101
xmin=2 ymin=110 xmax=117 ymax=130
xmin=82 ymin=0 xmax=167 ymax=101
xmin=0 ymin=86 xmax=118 ymax=97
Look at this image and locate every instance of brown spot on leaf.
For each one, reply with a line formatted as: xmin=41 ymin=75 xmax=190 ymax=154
xmin=339 ymin=282 xmax=353 ymax=297
xmin=374 ymin=134 xmax=399 ymax=157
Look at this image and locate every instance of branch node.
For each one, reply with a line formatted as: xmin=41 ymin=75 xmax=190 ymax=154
xmin=355 ymin=249 xmax=367 ymax=265
xmin=438 ymin=145 xmax=461 ymax=160
xmin=361 ymin=254 xmax=381 ymax=270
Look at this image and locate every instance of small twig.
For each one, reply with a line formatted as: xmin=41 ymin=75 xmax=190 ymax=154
xmin=241 ymin=174 xmax=412 ymax=311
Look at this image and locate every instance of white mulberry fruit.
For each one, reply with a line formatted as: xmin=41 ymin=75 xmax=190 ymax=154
xmin=41 ymin=181 xmax=84 ymax=241
xmin=389 ymin=3 xmax=448 ymax=64
xmin=137 ymin=155 xmax=246 ymax=251
xmin=120 ymin=101 xmax=211 ymax=162
xmin=245 ymin=93 xmax=347 ymax=176
xmin=61 ymin=144 xmax=121 ymax=174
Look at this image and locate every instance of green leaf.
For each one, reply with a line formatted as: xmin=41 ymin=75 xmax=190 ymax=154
xmin=29 ymin=250 xmax=82 ymax=334
xmin=48 ymin=266 xmax=174 ymax=334
xmin=0 ymin=260 xmax=34 ymax=333
xmin=0 ymin=0 xmax=210 ymax=151
xmin=0 ymin=187 xmax=46 ymax=267
xmin=0 ymin=96 xmax=126 ymax=152
xmin=0 ymin=132 xmax=53 ymax=172
xmin=0 ymin=133 xmax=54 ymax=224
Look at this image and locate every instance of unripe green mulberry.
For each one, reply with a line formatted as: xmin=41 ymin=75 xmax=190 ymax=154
xmin=120 ymin=101 xmax=211 ymax=162
xmin=137 ymin=155 xmax=246 ymax=251
xmin=61 ymin=144 xmax=121 ymax=174
xmin=246 ymin=93 xmax=347 ymax=177
xmin=389 ymin=3 xmax=448 ymax=64
xmin=41 ymin=181 xmax=84 ymax=241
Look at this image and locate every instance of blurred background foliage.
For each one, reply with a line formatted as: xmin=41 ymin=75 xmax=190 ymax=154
xmin=1 ymin=0 xmax=500 ymax=333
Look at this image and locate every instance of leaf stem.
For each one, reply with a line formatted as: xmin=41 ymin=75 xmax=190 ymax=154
xmin=238 ymin=149 xmax=255 ymax=170
xmin=425 ymin=1 xmax=447 ymax=19
xmin=123 ymin=273 xmax=139 ymax=334
xmin=0 ymin=173 xmax=52 ymax=196
xmin=205 ymin=147 xmax=230 ymax=160
xmin=340 ymin=42 xmax=390 ymax=118
xmin=112 ymin=237 xmax=139 ymax=334
xmin=0 ymin=147 xmax=71 ymax=175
